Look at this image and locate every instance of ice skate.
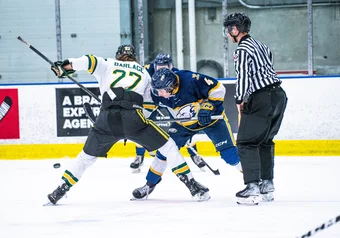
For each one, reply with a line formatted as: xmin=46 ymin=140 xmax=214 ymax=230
xmin=131 ymin=182 xmax=157 ymax=200
xmin=178 ymin=174 xmax=210 ymax=202
xmin=260 ymin=179 xmax=275 ymax=202
xmin=190 ymin=154 xmax=206 ymax=171
xmin=46 ymin=183 xmax=70 ymax=205
xmin=236 ymin=182 xmax=260 ymax=205
xmin=130 ymin=155 xmax=144 ymax=173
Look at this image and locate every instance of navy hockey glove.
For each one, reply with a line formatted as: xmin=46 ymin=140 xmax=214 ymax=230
xmin=51 ymin=60 xmax=75 ymax=78
xmin=198 ymin=102 xmax=215 ymax=126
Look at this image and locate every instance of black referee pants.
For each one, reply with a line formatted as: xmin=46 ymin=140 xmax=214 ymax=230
xmin=237 ymin=84 xmax=288 ymax=184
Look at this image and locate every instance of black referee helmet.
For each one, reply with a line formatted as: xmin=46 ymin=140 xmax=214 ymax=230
xmin=224 ymin=13 xmax=251 ymax=34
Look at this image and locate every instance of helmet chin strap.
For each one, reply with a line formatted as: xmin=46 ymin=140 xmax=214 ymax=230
xmin=230 ymin=31 xmax=240 ymax=43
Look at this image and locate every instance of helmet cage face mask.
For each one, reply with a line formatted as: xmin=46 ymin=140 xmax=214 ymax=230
xmin=222 ymin=25 xmax=234 ymax=37
xmin=151 ymin=68 xmax=177 ymax=96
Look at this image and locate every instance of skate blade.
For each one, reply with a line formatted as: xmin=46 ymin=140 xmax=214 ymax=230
xmin=131 ymin=168 xmax=141 ymax=173
xmin=261 ymin=192 xmax=274 ymax=202
xmin=199 ymin=167 xmax=206 ymax=172
xmin=236 ymin=195 xmax=260 ymax=205
xmin=130 ymin=197 xmax=147 ymax=201
xmin=193 ymin=192 xmax=211 ymax=202
xmin=43 ymin=201 xmax=56 ymax=206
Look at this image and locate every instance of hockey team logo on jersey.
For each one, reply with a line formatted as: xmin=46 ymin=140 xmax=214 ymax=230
xmin=234 ymin=53 xmax=239 ymax=62
xmin=176 ymin=103 xmax=199 ymax=119
xmin=175 ymin=103 xmax=200 ymax=126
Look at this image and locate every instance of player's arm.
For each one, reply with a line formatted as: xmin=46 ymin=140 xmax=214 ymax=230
xmin=193 ymin=73 xmax=226 ymax=126
xmin=51 ymin=54 xmax=106 ymax=78
xmin=194 ymin=73 xmax=225 ymax=109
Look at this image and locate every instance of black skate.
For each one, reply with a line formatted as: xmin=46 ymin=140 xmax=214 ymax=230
xmin=131 ymin=179 xmax=161 ymax=200
xmin=177 ymin=174 xmax=210 ymax=202
xmin=47 ymin=183 xmax=70 ymax=205
xmin=190 ymin=155 xmax=206 ymax=171
xmin=130 ymin=155 xmax=144 ymax=173
xmin=260 ymin=179 xmax=275 ymax=202
xmin=236 ymin=182 xmax=260 ymax=205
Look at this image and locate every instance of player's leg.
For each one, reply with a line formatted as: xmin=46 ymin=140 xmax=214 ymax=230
xmin=186 ymin=136 xmax=206 ymax=170
xmin=129 ymin=116 xmax=210 ymax=201
xmin=235 ymin=90 xmax=281 ymax=205
xmin=130 ymin=143 xmax=146 ymax=172
xmin=47 ymin=111 xmax=121 ymax=205
xmin=204 ymin=113 xmax=242 ymax=172
xmin=259 ymin=88 xmax=287 ymax=202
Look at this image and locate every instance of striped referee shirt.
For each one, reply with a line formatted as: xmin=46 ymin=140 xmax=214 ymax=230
xmin=234 ymin=35 xmax=281 ymax=104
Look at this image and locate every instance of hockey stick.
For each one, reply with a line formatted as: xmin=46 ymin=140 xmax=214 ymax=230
xmin=83 ymin=102 xmax=96 ymax=124
xmin=84 ymin=102 xmax=223 ymax=124
xmin=296 ymin=214 xmax=340 ymax=238
xmin=17 ymin=36 xmax=101 ymax=103
xmin=186 ymin=141 xmax=220 ymax=175
xmin=155 ymin=115 xmax=223 ymax=123
xmin=155 ymin=108 xmax=220 ymax=175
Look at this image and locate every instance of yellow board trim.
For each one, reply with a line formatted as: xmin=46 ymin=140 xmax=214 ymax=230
xmin=0 ymin=140 xmax=340 ymax=160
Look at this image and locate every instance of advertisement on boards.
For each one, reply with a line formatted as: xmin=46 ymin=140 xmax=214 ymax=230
xmin=56 ymin=87 xmax=100 ymax=137
xmin=0 ymin=88 xmax=20 ymax=139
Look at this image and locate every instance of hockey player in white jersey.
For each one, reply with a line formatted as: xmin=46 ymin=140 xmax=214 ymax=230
xmin=46 ymin=45 xmax=210 ymax=205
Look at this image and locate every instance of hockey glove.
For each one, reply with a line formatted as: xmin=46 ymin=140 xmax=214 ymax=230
xmin=51 ymin=60 xmax=75 ymax=78
xmin=198 ymin=102 xmax=215 ymax=126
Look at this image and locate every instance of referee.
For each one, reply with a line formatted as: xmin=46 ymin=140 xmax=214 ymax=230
xmin=223 ymin=13 xmax=288 ymax=205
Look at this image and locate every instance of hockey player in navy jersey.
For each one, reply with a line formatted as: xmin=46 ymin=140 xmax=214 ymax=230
xmin=130 ymin=53 xmax=206 ymax=172
xmin=132 ymin=68 xmax=242 ymax=200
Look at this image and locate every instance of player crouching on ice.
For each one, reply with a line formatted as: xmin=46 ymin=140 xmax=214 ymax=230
xmin=132 ymin=68 xmax=243 ymax=200
xmin=46 ymin=44 xmax=210 ymax=205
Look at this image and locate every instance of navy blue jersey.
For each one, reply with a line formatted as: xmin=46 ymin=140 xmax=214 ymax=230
xmin=151 ymin=70 xmax=226 ymax=129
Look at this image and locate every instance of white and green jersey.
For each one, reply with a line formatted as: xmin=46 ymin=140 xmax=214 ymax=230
xmin=68 ymin=55 xmax=153 ymax=103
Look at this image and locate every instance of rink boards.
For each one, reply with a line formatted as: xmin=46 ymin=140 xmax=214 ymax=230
xmin=0 ymin=76 xmax=339 ymax=159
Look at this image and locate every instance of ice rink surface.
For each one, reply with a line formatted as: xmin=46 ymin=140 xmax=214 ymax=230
xmin=1 ymin=156 xmax=340 ymax=238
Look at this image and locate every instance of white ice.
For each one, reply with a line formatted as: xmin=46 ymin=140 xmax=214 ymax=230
xmin=1 ymin=156 xmax=340 ymax=238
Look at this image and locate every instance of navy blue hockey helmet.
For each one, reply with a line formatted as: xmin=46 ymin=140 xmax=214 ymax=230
xmin=115 ymin=44 xmax=137 ymax=58
xmin=223 ymin=13 xmax=251 ymax=34
xmin=154 ymin=53 xmax=173 ymax=67
xmin=151 ymin=68 xmax=178 ymax=94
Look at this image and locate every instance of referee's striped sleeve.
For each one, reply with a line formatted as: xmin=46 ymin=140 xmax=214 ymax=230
xmin=235 ymin=50 xmax=251 ymax=103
